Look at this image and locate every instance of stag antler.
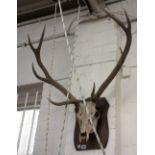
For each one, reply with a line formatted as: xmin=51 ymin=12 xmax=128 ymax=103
xmin=28 ymin=9 xmax=132 ymax=106
xmin=91 ymin=10 xmax=132 ymax=99
xmin=28 ymin=26 xmax=81 ymax=105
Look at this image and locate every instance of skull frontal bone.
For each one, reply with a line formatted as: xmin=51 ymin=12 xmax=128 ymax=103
xmin=76 ymin=101 xmax=100 ymax=142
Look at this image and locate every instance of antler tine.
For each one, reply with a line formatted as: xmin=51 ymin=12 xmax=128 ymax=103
xmin=28 ymin=26 xmax=78 ymax=101
xmin=105 ymin=9 xmax=131 ymax=35
xmin=48 ymin=98 xmax=82 ymax=106
xmin=31 ymin=63 xmax=52 ymax=84
xmin=28 ymin=26 xmax=52 ymax=80
xmin=93 ymin=9 xmax=132 ymax=98
xmin=91 ymin=82 xmax=96 ymax=98
xmin=28 ymin=26 xmax=46 ymax=54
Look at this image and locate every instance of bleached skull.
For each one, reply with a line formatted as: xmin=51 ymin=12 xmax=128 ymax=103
xmin=75 ymin=101 xmax=100 ymax=142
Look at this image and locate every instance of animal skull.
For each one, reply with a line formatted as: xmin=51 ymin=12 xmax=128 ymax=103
xmin=75 ymin=101 xmax=100 ymax=142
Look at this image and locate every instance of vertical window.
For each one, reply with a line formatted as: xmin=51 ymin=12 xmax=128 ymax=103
xmin=17 ymin=83 xmax=43 ymax=155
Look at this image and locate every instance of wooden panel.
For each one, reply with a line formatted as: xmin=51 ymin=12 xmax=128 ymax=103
xmin=74 ymin=98 xmax=109 ymax=150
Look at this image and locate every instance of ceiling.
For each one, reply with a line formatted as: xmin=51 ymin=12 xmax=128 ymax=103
xmin=17 ymin=0 xmax=124 ymax=23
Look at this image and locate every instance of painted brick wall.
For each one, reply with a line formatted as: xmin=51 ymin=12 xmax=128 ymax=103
xmin=65 ymin=18 xmax=117 ymax=155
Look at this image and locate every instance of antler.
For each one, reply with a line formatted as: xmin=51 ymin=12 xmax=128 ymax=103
xmin=28 ymin=26 xmax=81 ymax=105
xmin=28 ymin=9 xmax=132 ymax=106
xmin=92 ymin=9 xmax=132 ymax=99
xmin=48 ymin=98 xmax=83 ymax=106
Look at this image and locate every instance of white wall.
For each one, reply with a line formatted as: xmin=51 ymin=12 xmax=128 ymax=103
xmin=17 ymin=12 xmax=78 ymax=85
xmin=64 ymin=16 xmax=117 ymax=155
xmin=115 ymin=21 xmax=137 ymax=155
xmin=17 ymin=1 xmax=137 ymax=155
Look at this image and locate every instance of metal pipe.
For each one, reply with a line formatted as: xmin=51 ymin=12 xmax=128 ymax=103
xmin=17 ymin=15 xmax=77 ymax=48
xmin=18 ymin=31 xmax=74 ymax=48
xmin=17 ymin=17 xmax=136 ymax=49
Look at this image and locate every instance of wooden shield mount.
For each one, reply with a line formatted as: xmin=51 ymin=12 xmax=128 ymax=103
xmin=74 ymin=98 xmax=109 ymax=151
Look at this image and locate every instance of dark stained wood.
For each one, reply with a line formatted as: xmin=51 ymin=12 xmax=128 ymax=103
xmin=74 ymin=98 xmax=109 ymax=150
